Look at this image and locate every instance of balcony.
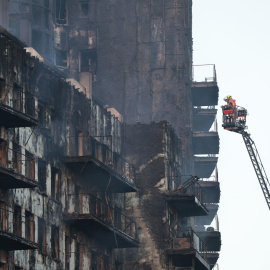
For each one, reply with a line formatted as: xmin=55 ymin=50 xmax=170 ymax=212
xmin=166 ymin=177 xmax=208 ymax=217
xmin=196 ymin=204 xmax=219 ymax=226
xmin=193 ymin=132 xmax=219 ymax=155
xmin=64 ymin=136 xmax=137 ymax=193
xmin=0 ymin=141 xmax=37 ymax=189
xmin=191 ymin=65 xmax=219 ymax=107
xmin=193 ymin=108 xmax=217 ymax=132
xmin=167 ymin=228 xmax=210 ymax=270
xmin=0 ymin=80 xmax=37 ymax=128
xmin=0 ymin=207 xmax=38 ymax=251
xmin=194 ymin=156 xmax=218 ymax=179
xmin=64 ymin=193 xmax=139 ymax=248
xmin=207 ymin=254 xmax=219 ymax=269
xmin=196 ymin=229 xmax=221 ymax=252
xmin=198 ymin=178 xmax=220 ymax=204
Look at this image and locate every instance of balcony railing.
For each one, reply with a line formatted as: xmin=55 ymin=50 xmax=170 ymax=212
xmin=173 ymin=227 xmax=208 ymax=261
xmin=192 ymin=64 xmax=217 ymax=82
xmin=0 ymin=81 xmax=36 ymax=118
xmin=66 ymin=136 xmax=136 ymax=184
xmin=0 ymin=142 xmax=35 ymax=181
xmin=66 ymin=193 xmax=138 ymax=241
xmin=176 ymin=176 xmax=207 ymax=206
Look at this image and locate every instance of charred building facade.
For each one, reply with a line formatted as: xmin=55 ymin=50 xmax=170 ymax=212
xmin=0 ymin=0 xmax=220 ymax=270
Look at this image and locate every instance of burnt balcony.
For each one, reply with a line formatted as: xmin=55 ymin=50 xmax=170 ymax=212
xmin=193 ymin=132 xmax=219 ymax=155
xmin=0 ymin=207 xmax=38 ymax=251
xmin=194 ymin=156 xmax=218 ymax=179
xmin=0 ymin=141 xmax=37 ymax=189
xmin=167 ymin=228 xmax=210 ymax=270
xmin=0 ymin=80 xmax=37 ymax=128
xmin=191 ymin=65 xmax=219 ymax=107
xmin=64 ymin=193 xmax=139 ymax=248
xmin=64 ymin=136 xmax=137 ymax=193
xmin=166 ymin=176 xmax=208 ymax=217
xmin=193 ymin=108 xmax=217 ymax=132
xmin=196 ymin=228 xmax=221 ymax=252
xmin=196 ymin=204 xmax=219 ymax=226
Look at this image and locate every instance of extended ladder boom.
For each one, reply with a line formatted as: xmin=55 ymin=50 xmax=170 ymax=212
xmin=242 ymin=131 xmax=270 ymax=210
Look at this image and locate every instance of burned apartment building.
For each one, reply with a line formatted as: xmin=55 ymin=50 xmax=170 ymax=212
xmin=0 ymin=0 xmax=221 ymax=270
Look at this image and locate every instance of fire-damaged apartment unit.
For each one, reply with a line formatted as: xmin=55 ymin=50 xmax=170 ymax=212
xmin=0 ymin=0 xmax=221 ymax=269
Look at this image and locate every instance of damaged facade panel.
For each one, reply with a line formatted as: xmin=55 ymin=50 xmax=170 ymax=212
xmin=0 ymin=27 xmax=138 ymax=269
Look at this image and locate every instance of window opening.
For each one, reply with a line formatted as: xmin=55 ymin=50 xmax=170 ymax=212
xmin=51 ymin=225 xmax=59 ymax=260
xmin=91 ymin=252 xmax=97 ymax=270
xmin=0 ymin=140 xmax=8 ymax=168
xmin=79 ymin=3 xmax=89 ymax=18
xmin=38 ymin=217 xmax=46 ymax=254
xmin=51 ymin=168 xmax=61 ymax=201
xmin=32 ymin=30 xmax=43 ymax=54
xmin=25 ymin=150 xmax=35 ymax=179
xmin=75 ymin=242 xmax=81 ymax=270
xmin=0 ymin=201 xmax=7 ymax=231
xmin=25 ymin=211 xmax=35 ymax=241
xmin=56 ymin=50 xmax=67 ymax=67
xmin=65 ymin=235 xmax=70 ymax=270
xmin=80 ymin=50 xmax=97 ymax=81
xmin=13 ymin=142 xmax=21 ymax=173
xmin=56 ymin=0 xmax=67 ymax=24
xmin=38 ymin=159 xmax=46 ymax=193
xmin=13 ymin=205 xmax=22 ymax=236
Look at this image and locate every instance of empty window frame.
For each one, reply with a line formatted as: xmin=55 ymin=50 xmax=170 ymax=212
xmin=51 ymin=168 xmax=61 ymax=201
xmin=32 ymin=5 xmax=44 ymax=27
xmin=80 ymin=50 xmax=97 ymax=81
xmin=38 ymin=217 xmax=46 ymax=254
xmin=56 ymin=50 xmax=67 ymax=67
xmin=51 ymin=225 xmax=59 ymax=260
xmin=79 ymin=2 xmax=89 ymax=18
xmin=56 ymin=0 xmax=67 ymax=24
xmin=25 ymin=150 xmax=35 ymax=179
xmin=13 ymin=205 xmax=22 ymax=236
xmin=13 ymin=84 xmax=23 ymax=112
xmin=25 ymin=211 xmax=35 ymax=242
xmin=38 ymin=159 xmax=47 ymax=193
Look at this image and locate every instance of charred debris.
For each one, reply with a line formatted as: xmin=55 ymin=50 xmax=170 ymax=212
xmin=0 ymin=1 xmax=220 ymax=269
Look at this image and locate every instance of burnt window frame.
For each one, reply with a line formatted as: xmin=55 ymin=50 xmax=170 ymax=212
xmin=38 ymin=101 xmax=50 ymax=129
xmin=25 ymin=150 xmax=35 ymax=180
xmin=55 ymin=50 xmax=68 ymax=67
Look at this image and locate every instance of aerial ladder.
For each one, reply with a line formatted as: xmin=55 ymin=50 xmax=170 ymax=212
xmin=222 ymin=96 xmax=270 ymax=211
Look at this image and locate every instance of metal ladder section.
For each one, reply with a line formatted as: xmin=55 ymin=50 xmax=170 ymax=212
xmin=242 ymin=131 xmax=270 ymax=210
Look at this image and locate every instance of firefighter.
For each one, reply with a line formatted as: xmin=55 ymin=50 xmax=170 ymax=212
xmin=224 ymin=95 xmax=237 ymax=123
xmin=224 ymin=95 xmax=236 ymax=108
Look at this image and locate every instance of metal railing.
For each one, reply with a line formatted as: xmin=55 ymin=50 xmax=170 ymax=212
xmin=174 ymin=227 xmax=208 ymax=261
xmin=66 ymin=193 xmax=138 ymax=241
xmin=0 ymin=207 xmax=36 ymax=242
xmin=0 ymin=142 xmax=35 ymax=180
xmin=0 ymin=81 xmax=36 ymax=117
xmin=175 ymin=176 xmax=207 ymax=206
xmin=67 ymin=136 xmax=135 ymax=184
xmin=192 ymin=64 xmax=217 ymax=82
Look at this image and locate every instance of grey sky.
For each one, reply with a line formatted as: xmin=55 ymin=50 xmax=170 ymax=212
xmin=193 ymin=1 xmax=270 ymax=269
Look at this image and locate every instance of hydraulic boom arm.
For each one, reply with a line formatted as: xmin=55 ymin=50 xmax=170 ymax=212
xmin=241 ymin=131 xmax=270 ymax=210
